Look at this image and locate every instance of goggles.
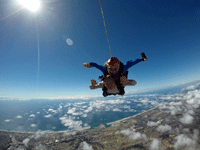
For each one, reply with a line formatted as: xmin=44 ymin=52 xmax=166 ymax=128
xmin=107 ymin=66 xmax=119 ymax=72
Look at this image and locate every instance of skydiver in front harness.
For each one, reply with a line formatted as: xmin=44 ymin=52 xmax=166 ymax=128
xmin=83 ymin=52 xmax=148 ymax=97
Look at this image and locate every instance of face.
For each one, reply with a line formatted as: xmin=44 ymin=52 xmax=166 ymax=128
xmin=107 ymin=62 xmax=120 ymax=75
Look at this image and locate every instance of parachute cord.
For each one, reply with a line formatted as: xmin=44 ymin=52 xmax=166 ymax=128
xmin=99 ymin=0 xmax=112 ymax=57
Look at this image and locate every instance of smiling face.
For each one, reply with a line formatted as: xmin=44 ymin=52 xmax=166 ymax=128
xmin=106 ymin=57 xmax=120 ymax=75
xmin=107 ymin=62 xmax=120 ymax=75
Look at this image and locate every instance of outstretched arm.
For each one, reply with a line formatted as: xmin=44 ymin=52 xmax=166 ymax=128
xmin=83 ymin=62 xmax=105 ymax=74
xmin=89 ymin=79 xmax=104 ymax=89
xmin=123 ymin=52 xmax=148 ymax=73
xmin=123 ymin=59 xmax=143 ymax=73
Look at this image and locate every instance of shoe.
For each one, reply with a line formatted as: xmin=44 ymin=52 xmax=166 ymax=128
xmin=141 ymin=52 xmax=148 ymax=61
xmin=103 ymin=91 xmax=108 ymax=97
xmin=118 ymin=87 xmax=125 ymax=95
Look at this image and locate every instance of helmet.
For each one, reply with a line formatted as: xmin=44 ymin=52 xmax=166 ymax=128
xmin=107 ymin=57 xmax=120 ymax=66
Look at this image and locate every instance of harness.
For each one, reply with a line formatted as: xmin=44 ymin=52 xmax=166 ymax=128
xmin=99 ymin=62 xmax=128 ymax=95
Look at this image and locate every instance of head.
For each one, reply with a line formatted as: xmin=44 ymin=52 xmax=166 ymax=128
xmin=106 ymin=57 xmax=120 ymax=75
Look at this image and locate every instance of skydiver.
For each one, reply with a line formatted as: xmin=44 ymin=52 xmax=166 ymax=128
xmin=83 ymin=52 xmax=148 ymax=97
xmin=89 ymin=75 xmax=137 ymax=96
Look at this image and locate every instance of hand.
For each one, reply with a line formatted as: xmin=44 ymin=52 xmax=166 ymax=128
xmin=90 ymin=79 xmax=97 ymax=88
xmin=104 ymin=77 xmax=115 ymax=90
xmin=83 ymin=63 xmax=92 ymax=68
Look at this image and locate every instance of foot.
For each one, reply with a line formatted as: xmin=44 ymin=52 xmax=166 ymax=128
xmin=141 ymin=52 xmax=148 ymax=61
xmin=118 ymin=87 xmax=125 ymax=95
xmin=83 ymin=63 xmax=92 ymax=68
xmin=103 ymin=91 xmax=108 ymax=97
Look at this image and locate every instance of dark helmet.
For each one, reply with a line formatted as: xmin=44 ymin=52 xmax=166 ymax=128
xmin=107 ymin=57 xmax=120 ymax=66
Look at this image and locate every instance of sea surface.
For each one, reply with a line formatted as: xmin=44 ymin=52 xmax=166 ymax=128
xmin=0 ymin=81 xmax=199 ymax=133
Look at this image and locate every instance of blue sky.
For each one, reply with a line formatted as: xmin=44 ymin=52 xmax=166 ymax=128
xmin=0 ymin=0 xmax=200 ymax=99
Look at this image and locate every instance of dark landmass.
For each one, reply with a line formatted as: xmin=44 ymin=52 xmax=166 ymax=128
xmin=1 ymin=98 xmax=200 ymax=150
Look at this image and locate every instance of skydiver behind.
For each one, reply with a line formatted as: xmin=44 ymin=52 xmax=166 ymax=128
xmin=83 ymin=52 xmax=148 ymax=97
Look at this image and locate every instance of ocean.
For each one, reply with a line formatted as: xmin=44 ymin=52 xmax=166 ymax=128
xmin=0 ymin=81 xmax=199 ymax=133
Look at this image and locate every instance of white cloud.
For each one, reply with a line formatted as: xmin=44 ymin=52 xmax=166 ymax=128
xmin=63 ymin=130 xmax=77 ymax=136
xmin=48 ymin=108 xmax=57 ymax=114
xmin=120 ymin=129 xmax=148 ymax=142
xmin=120 ymin=129 xmax=132 ymax=136
xmin=180 ymin=114 xmax=194 ymax=124
xmin=129 ymin=132 xmax=148 ymax=141
xmin=23 ymin=138 xmax=30 ymax=147
xmin=82 ymin=106 xmax=87 ymax=109
xmin=44 ymin=114 xmax=52 ymax=118
xmin=67 ymin=107 xmax=76 ymax=114
xmin=192 ymin=129 xmax=199 ymax=141
xmin=156 ymin=124 xmax=172 ymax=132
xmin=84 ymin=106 xmax=93 ymax=113
xmin=147 ymin=121 xmax=158 ymax=127
xmin=36 ymin=112 xmax=40 ymax=114
xmin=113 ymin=108 xmax=122 ymax=112
xmin=31 ymin=130 xmax=50 ymax=139
xmin=35 ymin=144 xmax=46 ymax=150
xmin=4 ymin=119 xmax=12 ymax=122
xmin=183 ymin=128 xmax=190 ymax=133
xmin=80 ymin=141 xmax=94 ymax=150
xmin=58 ymin=105 xmax=62 ymax=112
xmin=30 ymin=124 xmax=38 ymax=128
xmin=181 ymin=82 xmax=200 ymax=93
xmin=173 ymin=134 xmax=197 ymax=149
xmin=29 ymin=114 xmax=35 ymax=118
xmin=150 ymin=139 xmax=161 ymax=150
xmin=82 ymin=114 xmax=88 ymax=118
xmin=169 ymin=102 xmax=183 ymax=106
xmin=16 ymin=115 xmax=22 ymax=119
xmin=72 ymin=112 xmax=83 ymax=116
xmin=59 ymin=115 xmax=83 ymax=129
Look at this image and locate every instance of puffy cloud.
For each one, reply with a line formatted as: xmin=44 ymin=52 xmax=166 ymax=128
xmin=192 ymin=129 xmax=199 ymax=141
xmin=129 ymin=132 xmax=148 ymax=141
xmin=173 ymin=134 xmax=197 ymax=149
xmin=57 ymin=105 xmax=62 ymax=112
xmin=4 ymin=119 xmax=12 ymax=122
xmin=31 ymin=130 xmax=50 ymax=139
xmin=183 ymin=128 xmax=190 ymax=133
xmin=16 ymin=115 xmax=22 ymax=119
xmin=23 ymin=138 xmax=30 ymax=147
xmin=120 ymin=129 xmax=132 ymax=136
xmin=156 ymin=124 xmax=172 ymax=132
xmin=150 ymin=139 xmax=161 ymax=150
xmin=72 ymin=112 xmax=83 ymax=116
xmin=120 ymin=129 xmax=148 ymax=141
xmin=181 ymin=82 xmax=200 ymax=93
xmin=147 ymin=121 xmax=158 ymax=127
xmin=113 ymin=108 xmax=122 ymax=112
xmin=30 ymin=124 xmax=37 ymax=128
xmin=29 ymin=114 xmax=35 ymax=118
xmin=84 ymin=106 xmax=93 ymax=113
xmin=80 ymin=141 xmax=93 ymax=150
xmin=67 ymin=107 xmax=76 ymax=114
xmin=44 ymin=114 xmax=52 ymax=118
xmin=180 ymin=114 xmax=194 ymax=124
xmin=59 ymin=115 xmax=83 ymax=129
xmin=48 ymin=108 xmax=57 ymax=114
xmin=63 ymin=130 xmax=77 ymax=136
xmin=82 ymin=114 xmax=88 ymax=118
